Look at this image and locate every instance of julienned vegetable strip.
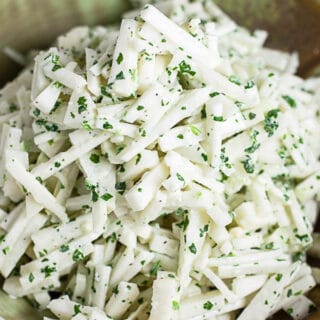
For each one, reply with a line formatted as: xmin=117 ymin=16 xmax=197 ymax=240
xmin=0 ymin=0 xmax=319 ymax=319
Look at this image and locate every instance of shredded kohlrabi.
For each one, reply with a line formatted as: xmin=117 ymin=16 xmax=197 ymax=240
xmin=0 ymin=1 xmax=320 ymax=319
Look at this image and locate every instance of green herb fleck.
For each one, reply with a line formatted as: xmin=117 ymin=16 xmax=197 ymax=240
xmin=203 ymin=301 xmax=213 ymax=310
xmin=228 ymin=75 xmax=241 ymax=85
xmin=106 ymin=232 xmax=117 ymax=243
xmin=176 ymin=214 xmax=189 ymax=231
xmin=245 ymin=80 xmax=255 ymax=89
xmin=72 ymin=249 xmax=84 ymax=262
xmin=172 ymin=300 xmax=180 ymax=310
xmin=54 ymin=161 xmax=61 ymax=168
xmin=199 ymin=225 xmax=209 ymax=237
xmin=28 ymin=273 xmax=35 ymax=283
xmin=176 ymin=173 xmax=185 ymax=183
xmin=41 ymin=265 xmax=57 ymax=278
xmin=241 ymin=155 xmax=255 ymax=174
xmin=115 ymin=71 xmax=125 ymax=80
xmin=2 ymin=246 xmax=9 ymax=255
xmin=189 ymin=125 xmax=201 ymax=136
xmin=135 ymin=153 xmax=141 ymax=165
xmin=265 ymin=242 xmax=274 ymax=250
xmin=73 ymin=304 xmax=81 ymax=316
xmin=115 ymin=182 xmax=126 ymax=195
xmin=60 ymin=244 xmax=69 ymax=252
xmin=264 ymin=109 xmax=280 ymax=137
xmin=201 ymin=106 xmax=207 ymax=119
xmin=248 ymin=112 xmax=256 ymax=120
xmin=90 ymin=153 xmax=100 ymax=164
xmin=116 ymin=52 xmax=123 ymax=64
xmin=188 ymin=243 xmax=197 ymax=254
xmin=112 ymin=285 xmax=119 ymax=295
xmin=33 ymin=108 xmax=40 ymax=117
xmin=287 ymin=307 xmax=293 ymax=315
xmin=149 ymin=260 xmax=161 ymax=276
xmin=82 ymin=121 xmax=92 ymax=131
xmin=213 ymin=116 xmax=224 ymax=122
xmin=201 ymin=153 xmax=208 ymax=162
xmin=77 ymin=96 xmax=87 ymax=114
xmin=244 ymin=130 xmax=260 ymax=153
xmin=101 ymin=193 xmax=113 ymax=202
xmin=178 ymin=60 xmax=196 ymax=76
xmin=103 ymin=122 xmax=113 ymax=129
xmin=282 ymin=95 xmax=296 ymax=108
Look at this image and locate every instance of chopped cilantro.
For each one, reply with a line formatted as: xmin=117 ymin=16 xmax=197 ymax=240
xmin=295 ymin=234 xmax=310 ymax=242
xmin=201 ymin=106 xmax=207 ymax=119
xmin=199 ymin=225 xmax=209 ymax=237
xmin=116 ymin=52 xmax=123 ymax=64
xmin=106 ymin=232 xmax=117 ymax=243
xmin=72 ymin=249 xmax=84 ymax=262
xmin=2 ymin=246 xmax=9 ymax=255
xmin=248 ymin=112 xmax=256 ymax=120
xmin=77 ymin=96 xmax=87 ymax=114
xmin=176 ymin=215 xmax=189 ymax=231
xmin=73 ymin=304 xmax=81 ymax=316
xmin=178 ymin=60 xmax=196 ymax=76
xmin=176 ymin=173 xmax=185 ymax=183
xmin=201 ymin=153 xmax=208 ymax=162
xmin=209 ymin=92 xmax=220 ymax=98
xmin=264 ymin=109 xmax=280 ymax=137
xmin=282 ymin=95 xmax=296 ymax=108
xmin=89 ymin=153 xmax=100 ymax=164
xmin=60 ymin=244 xmax=69 ymax=252
xmin=228 ymin=75 xmax=241 ymax=85
xmin=265 ymin=242 xmax=274 ymax=250
xmin=241 ymin=155 xmax=254 ymax=174
xmin=245 ymin=80 xmax=255 ymax=89
xmin=213 ymin=116 xmax=224 ymax=121
xmin=41 ymin=265 xmax=57 ymax=278
xmin=82 ymin=121 xmax=92 ymax=131
xmin=149 ymin=260 xmax=161 ymax=276
xmin=33 ymin=108 xmax=40 ymax=117
xmin=135 ymin=153 xmax=141 ymax=165
xmin=244 ymin=130 xmax=260 ymax=153
xmin=91 ymin=190 xmax=99 ymax=202
xmin=115 ymin=144 xmax=126 ymax=155
xmin=54 ymin=161 xmax=61 ymax=168
xmin=189 ymin=125 xmax=201 ymax=136
xmin=203 ymin=301 xmax=213 ymax=310
xmin=115 ymin=181 xmax=126 ymax=195
xmin=188 ymin=243 xmax=197 ymax=254
xmin=103 ymin=122 xmax=113 ymax=129
xmin=115 ymin=71 xmax=125 ymax=80
xmin=101 ymin=193 xmax=113 ymax=201
xmin=28 ymin=273 xmax=35 ymax=283
xmin=172 ymin=300 xmax=180 ymax=310
xmin=287 ymin=307 xmax=293 ymax=315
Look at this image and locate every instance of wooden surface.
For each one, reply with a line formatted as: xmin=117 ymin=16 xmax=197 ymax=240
xmin=216 ymin=0 xmax=320 ymax=77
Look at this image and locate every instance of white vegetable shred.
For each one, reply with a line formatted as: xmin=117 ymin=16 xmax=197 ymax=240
xmin=0 ymin=0 xmax=319 ymax=319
